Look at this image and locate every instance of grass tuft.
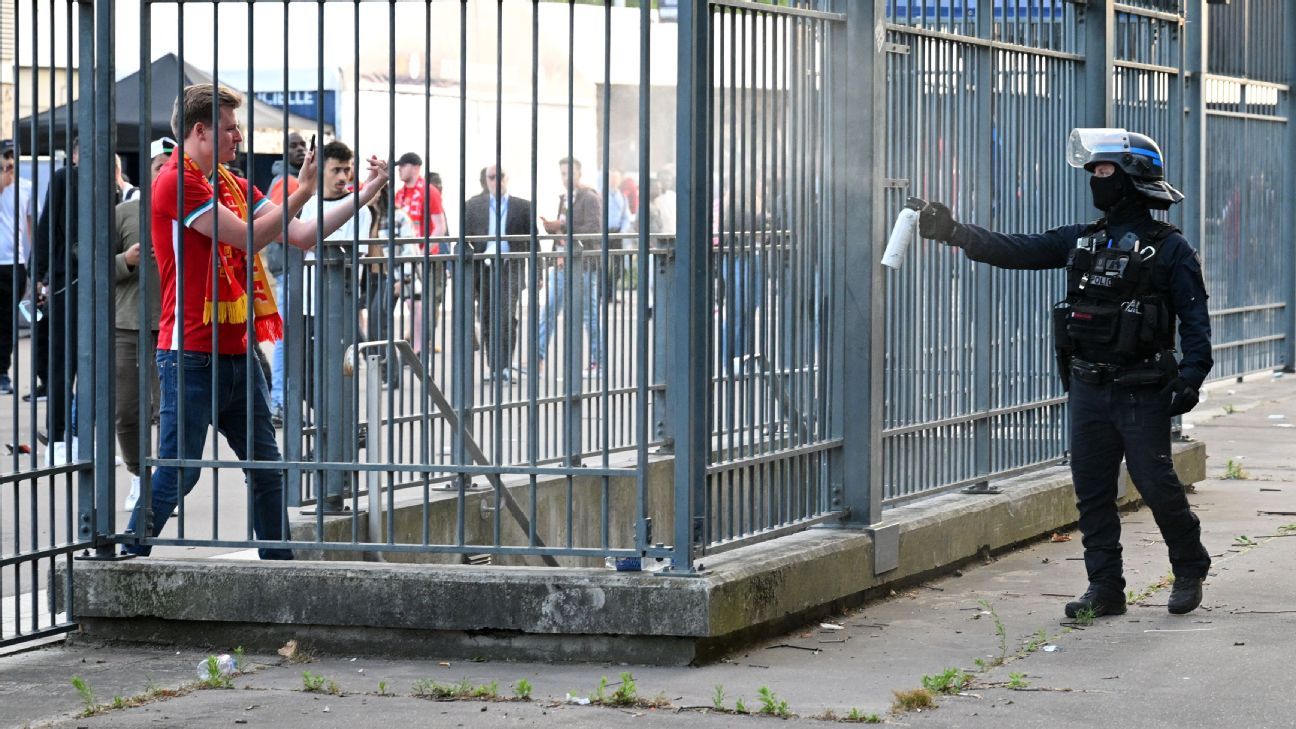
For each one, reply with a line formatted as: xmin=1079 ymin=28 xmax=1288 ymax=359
xmin=891 ymin=687 xmax=935 ymax=713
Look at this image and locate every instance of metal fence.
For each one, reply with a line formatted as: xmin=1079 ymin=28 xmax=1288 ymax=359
xmin=3 ymin=0 xmax=1295 ymax=651
xmin=1200 ymin=0 xmax=1291 ymax=381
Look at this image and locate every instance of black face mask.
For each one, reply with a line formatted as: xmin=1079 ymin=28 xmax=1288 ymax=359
xmin=1089 ymin=172 xmax=1131 ymax=212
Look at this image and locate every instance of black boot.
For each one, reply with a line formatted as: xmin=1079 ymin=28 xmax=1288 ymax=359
xmin=1064 ymin=586 xmax=1127 ymax=619
xmin=1167 ymin=577 xmax=1204 ymax=615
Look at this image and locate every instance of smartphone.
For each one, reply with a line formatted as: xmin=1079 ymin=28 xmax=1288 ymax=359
xmin=310 ymin=134 xmax=316 ymax=152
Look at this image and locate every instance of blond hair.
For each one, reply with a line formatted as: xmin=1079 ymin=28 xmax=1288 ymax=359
xmin=171 ymin=83 xmax=243 ymax=139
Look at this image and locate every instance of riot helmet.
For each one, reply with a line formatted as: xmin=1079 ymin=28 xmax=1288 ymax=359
xmin=1066 ymin=128 xmax=1184 ymax=209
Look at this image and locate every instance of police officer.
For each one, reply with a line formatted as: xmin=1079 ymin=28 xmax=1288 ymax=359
xmin=918 ymin=128 xmax=1212 ymax=618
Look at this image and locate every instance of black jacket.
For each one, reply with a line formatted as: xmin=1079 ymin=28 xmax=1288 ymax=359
xmin=463 ymin=193 xmax=534 ymax=253
xmin=35 ymin=165 xmax=77 ymax=287
xmin=950 ymin=207 xmax=1213 ymax=389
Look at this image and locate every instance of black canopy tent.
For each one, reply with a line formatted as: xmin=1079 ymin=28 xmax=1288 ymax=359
xmin=15 ymin=53 xmax=331 ymax=182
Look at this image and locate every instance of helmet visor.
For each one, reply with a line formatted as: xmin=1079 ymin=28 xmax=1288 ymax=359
xmin=1066 ymin=128 xmax=1130 ymax=169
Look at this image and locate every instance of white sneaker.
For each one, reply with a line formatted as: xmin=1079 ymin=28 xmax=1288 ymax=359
xmin=124 ymin=475 xmax=141 ymax=511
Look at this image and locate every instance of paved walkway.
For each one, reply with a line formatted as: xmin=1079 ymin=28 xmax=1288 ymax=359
xmin=4 ymin=373 xmax=1295 ymax=728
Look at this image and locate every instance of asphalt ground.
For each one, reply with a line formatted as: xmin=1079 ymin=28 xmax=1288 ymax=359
xmin=4 ymin=372 xmax=1294 ymax=729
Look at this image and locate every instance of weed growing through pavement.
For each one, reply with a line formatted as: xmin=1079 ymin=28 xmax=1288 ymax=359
xmin=1021 ymin=628 xmax=1049 ymax=655
xmin=756 ymin=686 xmax=789 ymax=717
xmin=411 ymin=677 xmax=527 ymax=703
xmin=1223 ymin=459 xmax=1249 ymax=480
xmin=301 ymin=671 xmax=339 ymax=695
xmin=607 ymin=672 xmax=638 ymax=706
xmin=1128 ymin=573 xmax=1175 ymax=605
xmin=845 ymin=707 xmax=882 ymax=723
xmin=71 ymin=676 xmax=97 ymax=716
xmin=1279 ymin=523 xmax=1296 ymax=534
xmin=735 ymin=697 xmax=748 ymax=714
xmin=233 ymin=646 xmax=246 ymax=672
xmin=513 ymin=678 xmax=533 ymax=700
xmin=921 ymin=667 xmax=972 ymax=695
xmin=1007 ymin=672 xmax=1030 ymax=689
xmin=977 ymin=599 xmax=1009 ymax=667
xmin=412 ymin=678 xmax=470 ymax=700
xmin=377 ymin=680 xmax=388 ymax=696
xmin=891 ymin=687 xmax=935 ymax=713
xmin=712 ymin=684 xmax=726 ymax=711
xmin=1235 ymin=535 xmax=1258 ymax=547
xmin=1223 ymin=404 xmax=1236 ymax=414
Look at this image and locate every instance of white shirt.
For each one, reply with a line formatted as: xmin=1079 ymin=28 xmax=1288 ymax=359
xmin=296 ymin=194 xmax=372 ymax=315
xmin=657 ymin=189 xmax=677 ymax=236
xmin=0 ymin=178 xmax=35 ymax=265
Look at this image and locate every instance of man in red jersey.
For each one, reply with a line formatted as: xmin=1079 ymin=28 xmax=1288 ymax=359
xmin=124 ymin=84 xmax=388 ymax=559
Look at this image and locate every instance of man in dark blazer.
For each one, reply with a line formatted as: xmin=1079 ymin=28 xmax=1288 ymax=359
xmin=464 ymin=165 xmax=533 ymax=381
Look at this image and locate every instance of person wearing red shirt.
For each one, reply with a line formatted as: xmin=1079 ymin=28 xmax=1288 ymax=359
xmin=393 ymin=152 xmax=448 ymax=354
xmin=124 ymin=83 xmax=389 ymax=559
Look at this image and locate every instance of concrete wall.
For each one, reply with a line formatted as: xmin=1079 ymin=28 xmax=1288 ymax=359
xmin=63 ymin=442 xmax=1205 ymax=665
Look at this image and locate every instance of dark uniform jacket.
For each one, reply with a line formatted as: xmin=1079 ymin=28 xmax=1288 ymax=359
xmin=949 ymin=207 xmax=1213 ymax=389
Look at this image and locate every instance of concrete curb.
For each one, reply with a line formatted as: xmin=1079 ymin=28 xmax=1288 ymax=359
xmin=61 ymin=442 xmax=1204 ymax=665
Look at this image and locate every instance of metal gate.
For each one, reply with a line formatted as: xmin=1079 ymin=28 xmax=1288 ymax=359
xmin=2 ymin=0 xmax=111 ymax=651
xmin=1198 ymin=0 xmax=1291 ymax=381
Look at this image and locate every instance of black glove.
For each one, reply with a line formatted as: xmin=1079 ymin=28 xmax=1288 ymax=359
xmin=919 ymin=201 xmax=959 ymax=242
xmin=1161 ymin=377 xmax=1200 ymax=416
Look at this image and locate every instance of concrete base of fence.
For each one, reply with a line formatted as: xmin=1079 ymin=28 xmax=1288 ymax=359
xmin=60 ymin=441 xmax=1204 ymax=665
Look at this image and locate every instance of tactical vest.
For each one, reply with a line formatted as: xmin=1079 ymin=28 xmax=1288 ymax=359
xmin=1053 ymin=220 xmax=1179 ymax=371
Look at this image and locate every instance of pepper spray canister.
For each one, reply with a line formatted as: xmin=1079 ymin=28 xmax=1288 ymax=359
xmin=881 ymin=197 xmax=927 ymax=269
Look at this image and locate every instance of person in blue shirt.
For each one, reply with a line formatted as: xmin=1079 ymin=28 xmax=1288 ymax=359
xmin=919 ymin=128 xmax=1212 ymax=618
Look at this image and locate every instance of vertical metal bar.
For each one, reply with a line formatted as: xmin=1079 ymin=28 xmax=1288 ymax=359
xmin=672 ymin=0 xmax=711 ymax=570
xmin=527 ymin=0 xmax=540 ymax=548
xmin=1085 ymin=0 xmax=1114 ymax=128
xmin=73 ymin=0 xmax=94 ymax=550
xmin=970 ymin=0 xmax=993 ymax=488
xmin=494 ymin=0 xmax=506 ymax=550
xmin=89 ymin=0 xmax=116 ymax=556
xmin=1183 ymin=0 xmax=1208 ymax=355
xmin=636 ymin=0 xmax=652 ymax=554
xmin=454 ymin=0 xmax=469 ymax=547
xmin=598 ymin=0 xmax=612 ymax=555
xmin=367 ymin=355 xmax=383 ymax=543
xmin=834 ymin=0 xmax=886 ymax=521
xmin=1285 ymin=0 xmax=1296 ymax=370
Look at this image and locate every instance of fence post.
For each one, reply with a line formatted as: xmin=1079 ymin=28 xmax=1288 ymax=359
xmin=1084 ymin=1 xmax=1114 ymax=128
xmin=1286 ymin=0 xmax=1296 ymax=372
xmin=834 ymin=1 xmax=885 ymax=528
xmin=670 ymin=0 xmax=710 ymax=572
xmin=968 ymin=0 xmax=995 ymax=493
xmin=1182 ymin=0 xmax=1208 ymax=301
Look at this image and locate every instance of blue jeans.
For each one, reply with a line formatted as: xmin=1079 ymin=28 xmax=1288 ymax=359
xmin=719 ymin=253 xmax=763 ymax=369
xmin=270 ymin=273 xmax=286 ymax=411
xmin=536 ymin=266 xmax=604 ymax=369
xmin=124 ymin=350 xmax=293 ymax=560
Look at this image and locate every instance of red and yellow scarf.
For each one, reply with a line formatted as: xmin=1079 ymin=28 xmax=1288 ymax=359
xmin=183 ymin=154 xmax=283 ymax=342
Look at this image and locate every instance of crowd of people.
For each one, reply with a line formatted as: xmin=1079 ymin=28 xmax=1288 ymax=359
xmin=0 ymin=82 xmax=687 ymax=558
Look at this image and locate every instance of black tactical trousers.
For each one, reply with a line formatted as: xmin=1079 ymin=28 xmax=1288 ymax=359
xmin=1068 ymin=377 xmax=1211 ymax=597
